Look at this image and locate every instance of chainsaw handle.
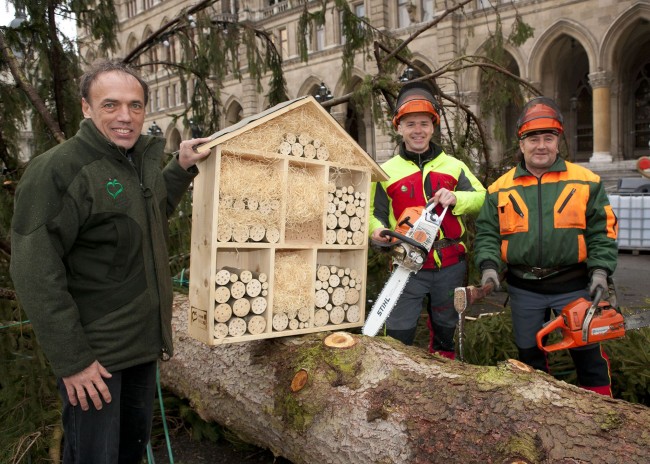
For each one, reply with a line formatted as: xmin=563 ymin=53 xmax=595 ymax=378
xmin=378 ymin=229 xmax=429 ymax=256
xmin=536 ymin=315 xmax=577 ymax=353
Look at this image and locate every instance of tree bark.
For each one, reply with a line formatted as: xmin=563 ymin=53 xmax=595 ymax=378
xmin=162 ymin=293 xmax=650 ymax=464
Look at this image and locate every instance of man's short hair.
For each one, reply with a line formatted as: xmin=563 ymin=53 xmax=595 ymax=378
xmin=79 ymin=59 xmax=149 ymax=105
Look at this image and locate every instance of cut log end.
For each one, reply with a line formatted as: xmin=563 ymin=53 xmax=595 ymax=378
xmin=323 ymin=332 xmax=357 ymax=349
xmin=505 ymin=359 xmax=535 ymax=373
xmin=290 ymin=369 xmax=309 ymax=392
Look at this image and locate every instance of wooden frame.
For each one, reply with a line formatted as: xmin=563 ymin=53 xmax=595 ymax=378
xmin=188 ymin=96 xmax=388 ymax=345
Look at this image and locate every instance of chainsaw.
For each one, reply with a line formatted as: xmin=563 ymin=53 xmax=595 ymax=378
xmin=536 ymin=287 xmax=650 ymax=352
xmin=362 ymin=200 xmax=447 ymax=337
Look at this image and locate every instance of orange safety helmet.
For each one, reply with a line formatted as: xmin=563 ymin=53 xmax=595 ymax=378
xmin=392 ymin=81 xmax=441 ymax=129
xmin=517 ymin=96 xmax=564 ymax=139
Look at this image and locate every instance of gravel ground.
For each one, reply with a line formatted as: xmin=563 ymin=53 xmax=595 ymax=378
xmin=151 ymin=432 xmax=291 ymax=464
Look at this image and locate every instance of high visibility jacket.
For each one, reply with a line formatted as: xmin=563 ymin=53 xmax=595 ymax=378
xmin=370 ymin=144 xmax=485 ymax=269
xmin=474 ymin=158 xmax=618 ymax=286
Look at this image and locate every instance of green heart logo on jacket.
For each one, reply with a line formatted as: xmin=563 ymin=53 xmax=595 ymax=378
xmin=106 ymin=179 xmax=124 ymax=199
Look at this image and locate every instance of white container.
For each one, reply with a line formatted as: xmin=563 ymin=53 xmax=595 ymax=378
xmin=608 ymin=194 xmax=650 ymax=250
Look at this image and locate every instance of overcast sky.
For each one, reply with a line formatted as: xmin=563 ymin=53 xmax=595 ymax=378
xmin=2 ymin=1 xmax=77 ymax=37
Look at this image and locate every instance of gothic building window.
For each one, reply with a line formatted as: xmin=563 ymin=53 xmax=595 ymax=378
xmin=278 ymin=28 xmax=289 ymax=59
xmin=574 ymin=73 xmax=593 ymax=154
xmin=315 ymin=24 xmax=325 ymax=51
xmin=127 ymin=0 xmax=138 ymax=18
xmin=397 ymin=0 xmax=411 ymax=28
xmin=633 ymin=63 xmax=650 ymax=152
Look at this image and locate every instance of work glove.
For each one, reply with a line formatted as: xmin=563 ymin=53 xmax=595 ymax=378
xmin=480 ymin=268 xmax=501 ymax=291
xmin=588 ymin=269 xmax=609 ymax=299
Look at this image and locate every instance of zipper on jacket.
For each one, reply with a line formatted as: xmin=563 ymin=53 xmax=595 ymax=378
xmin=537 ymin=178 xmax=544 ymax=265
xmin=508 ymin=193 xmax=525 ymax=217
xmin=557 ymin=188 xmax=576 ymax=214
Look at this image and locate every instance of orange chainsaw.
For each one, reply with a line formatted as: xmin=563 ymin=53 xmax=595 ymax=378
xmin=536 ymin=288 xmax=650 ymax=352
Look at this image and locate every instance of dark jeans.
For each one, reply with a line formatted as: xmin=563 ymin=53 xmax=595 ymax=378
xmin=57 ymin=361 xmax=157 ymax=464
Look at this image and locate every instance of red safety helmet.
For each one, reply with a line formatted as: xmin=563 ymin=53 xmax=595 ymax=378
xmin=517 ymin=96 xmax=564 ymax=139
xmin=392 ymin=81 xmax=440 ymax=129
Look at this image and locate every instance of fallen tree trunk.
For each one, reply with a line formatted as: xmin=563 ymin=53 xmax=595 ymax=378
xmin=162 ymin=293 xmax=650 ymax=464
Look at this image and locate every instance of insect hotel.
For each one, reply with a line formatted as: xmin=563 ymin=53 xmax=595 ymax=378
xmin=188 ymin=96 xmax=388 ymax=345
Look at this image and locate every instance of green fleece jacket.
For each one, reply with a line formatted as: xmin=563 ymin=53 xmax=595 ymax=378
xmin=10 ymin=119 xmax=197 ymax=378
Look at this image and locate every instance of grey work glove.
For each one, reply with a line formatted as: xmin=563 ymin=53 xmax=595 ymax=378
xmin=589 ymin=269 xmax=609 ymax=299
xmin=481 ymin=268 xmax=501 ymax=291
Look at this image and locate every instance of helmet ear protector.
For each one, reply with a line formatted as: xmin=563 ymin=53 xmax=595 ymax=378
xmin=517 ymin=96 xmax=564 ymax=139
xmin=392 ymin=81 xmax=441 ymax=129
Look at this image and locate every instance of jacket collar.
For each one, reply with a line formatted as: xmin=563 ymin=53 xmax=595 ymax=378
xmin=514 ymin=156 xmax=567 ymax=179
xmin=76 ymin=118 xmax=162 ymax=160
xmin=398 ymin=142 xmax=442 ymax=169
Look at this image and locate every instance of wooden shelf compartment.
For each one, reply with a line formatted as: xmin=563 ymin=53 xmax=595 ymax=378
xmin=284 ymin=162 xmax=328 ymax=245
xmin=314 ymin=249 xmax=367 ymax=329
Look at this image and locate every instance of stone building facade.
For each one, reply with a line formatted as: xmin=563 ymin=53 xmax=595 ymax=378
xmin=80 ymin=0 xmax=650 ymax=167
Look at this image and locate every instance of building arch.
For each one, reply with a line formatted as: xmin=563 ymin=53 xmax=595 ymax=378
xmin=474 ymin=48 xmax=523 ymax=163
xmin=297 ymin=77 xmax=327 ymax=100
xmin=464 ymin=40 xmax=525 ymax=98
xmin=600 ymin=2 xmax=650 ymax=71
xmin=527 ymin=22 xmax=596 ymax=161
xmin=166 ymin=125 xmax=182 ymax=153
xmin=601 ymin=3 xmax=650 ymax=159
xmin=224 ymin=96 xmax=244 ymax=128
xmin=528 ymin=19 xmax=599 ymax=88
xmin=332 ymin=68 xmax=375 ymax=156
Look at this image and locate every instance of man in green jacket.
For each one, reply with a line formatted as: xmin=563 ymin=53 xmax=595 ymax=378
xmin=474 ymin=97 xmax=618 ymax=396
xmin=10 ymin=60 xmax=213 ymax=463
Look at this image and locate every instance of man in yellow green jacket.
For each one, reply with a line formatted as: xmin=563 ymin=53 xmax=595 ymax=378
xmin=369 ymin=81 xmax=485 ymax=357
xmin=474 ymin=97 xmax=618 ymax=396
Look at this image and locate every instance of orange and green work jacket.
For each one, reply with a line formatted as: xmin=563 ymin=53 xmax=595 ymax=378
xmin=369 ymin=143 xmax=486 ymax=269
xmin=474 ymin=157 xmax=618 ymax=293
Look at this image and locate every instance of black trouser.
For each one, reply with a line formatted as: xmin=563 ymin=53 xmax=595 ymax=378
xmin=58 ymin=361 xmax=157 ymax=464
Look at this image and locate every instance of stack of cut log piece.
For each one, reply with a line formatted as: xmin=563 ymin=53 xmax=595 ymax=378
xmin=313 ymin=264 xmax=362 ymax=326
xmin=325 ymin=184 xmax=366 ymax=246
xmin=217 ymin=197 xmax=281 ymax=244
xmin=278 ymin=132 xmax=329 ymax=161
xmin=213 ymin=266 xmax=268 ymax=339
